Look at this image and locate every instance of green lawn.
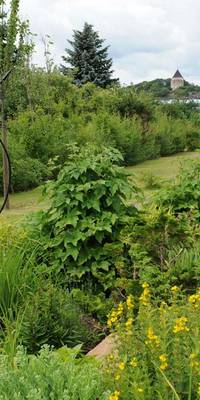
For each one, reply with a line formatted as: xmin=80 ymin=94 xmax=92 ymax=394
xmin=127 ymin=151 xmax=200 ymax=190
xmin=0 ymin=186 xmax=48 ymax=223
xmin=0 ymin=151 xmax=199 ymax=223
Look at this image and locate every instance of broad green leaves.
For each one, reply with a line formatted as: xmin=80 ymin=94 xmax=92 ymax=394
xmin=38 ymin=147 xmax=138 ymax=288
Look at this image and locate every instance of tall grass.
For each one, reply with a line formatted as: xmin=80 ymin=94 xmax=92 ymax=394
xmin=0 ymin=246 xmax=38 ymax=320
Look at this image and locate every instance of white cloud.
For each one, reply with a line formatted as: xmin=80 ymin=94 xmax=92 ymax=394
xmin=19 ymin=0 xmax=200 ymax=84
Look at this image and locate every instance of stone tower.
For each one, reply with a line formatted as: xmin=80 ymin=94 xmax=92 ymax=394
xmin=171 ymin=70 xmax=184 ymax=91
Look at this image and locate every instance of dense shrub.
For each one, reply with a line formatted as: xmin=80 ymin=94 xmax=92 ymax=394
xmin=152 ymin=114 xmax=187 ymax=156
xmin=11 ymin=158 xmax=49 ymax=192
xmin=33 ymin=147 xmax=138 ymax=290
xmin=18 ymin=284 xmax=98 ymax=354
xmin=4 ymin=69 xmax=200 ymax=192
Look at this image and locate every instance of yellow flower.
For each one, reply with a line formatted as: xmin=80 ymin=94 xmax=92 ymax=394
xmin=197 ymin=383 xmax=200 ymax=397
xmin=118 ymin=362 xmax=125 ymax=370
xmin=116 ymin=303 xmax=124 ymax=316
xmin=160 ymin=363 xmax=168 ymax=370
xmin=159 ymin=354 xmax=168 ymax=370
xmin=171 ymin=286 xmax=179 ymax=293
xmin=126 ymin=295 xmax=134 ymax=309
xmin=137 ymin=387 xmax=144 ymax=393
xmin=189 ymin=292 xmax=200 ymax=308
xmin=159 ymin=301 xmax=167 ymax=315
xmin=146 ymin=327 xmax=160 ymax=347
xmin=130 ymin=357 xmax=138 ymax=368
xmin=114 ymin=374 xmax=121 ymax=381
xmin=190 ymin=353 xmax=200 ymax=369
xmin=107 ymin=310 xmax=119 ymax=327
xmin=109 ymin=390 xmax=120 ymax=400
xmin=125 ymin=317 xmax=134 ymax=331
xmin=173 ymin=317 xmax=190 ymax=334
xmin=159 ymin=354 xmax=167 ymax=363
xmin=140 ymin=283 xmax=150 ymax=306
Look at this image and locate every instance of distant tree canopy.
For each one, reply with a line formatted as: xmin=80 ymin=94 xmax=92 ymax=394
xmin=61 ymin=22 xmax=118 ymax=88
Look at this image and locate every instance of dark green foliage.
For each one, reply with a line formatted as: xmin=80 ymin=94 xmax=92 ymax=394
xmin=35 ymin=147 xmax=138 ymax=289
xmin=61 ymin=22 xmax=117 ymax=87
xmin=2 ymin=66 xmax=200 ymax=192
xmin=71 ymin=288 xmax=113 ymax=324
xmin=135 ymin=79 xmax=171 ymax=98
xmin=0 ymin=151 xmax=49 ymax=193
xmin=18 ymin=284 xmax=97 ymax=354
xmin=114 ymin=87 xmax=154 ymax=122
xmin=119 ymin=206 xmax=191 ymax=280
xmin=160 ymin=101 xmax=199 ymax=119
xmin=136 ymin=243 xmax=200 ymax=298
xmin=167 ymin=244 xmax=200 ymax=290
xmin=11 ymin=158 xmax=49 ymax=192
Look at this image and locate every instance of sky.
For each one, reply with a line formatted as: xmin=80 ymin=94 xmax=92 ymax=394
xmin=19 ymin=0 xmax=200 ymax=85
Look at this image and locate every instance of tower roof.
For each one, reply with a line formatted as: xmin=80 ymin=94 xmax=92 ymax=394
xmin=172 ymin=70 xmax=183 ymax=79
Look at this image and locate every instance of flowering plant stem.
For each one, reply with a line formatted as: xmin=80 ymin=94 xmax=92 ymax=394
xmin=188 ymin=367 xmax=192 ymax=400
xmin=155 ymin=364 xmax=181 ymax=400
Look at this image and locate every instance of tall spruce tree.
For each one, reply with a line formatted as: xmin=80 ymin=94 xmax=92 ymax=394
xmin=61 ymin=23 xmax=118 ymax=87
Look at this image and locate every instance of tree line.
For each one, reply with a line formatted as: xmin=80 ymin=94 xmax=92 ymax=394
xmin=1 ymin=1 xmax=200 ymax=196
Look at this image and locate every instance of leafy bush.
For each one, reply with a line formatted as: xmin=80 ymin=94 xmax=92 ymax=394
xmin=106 ymin=286 xmax=200 ymax=399
xmin=34 ymin=147 xmax=138 ymax=289
xmin=71 ymin=288 xmax=113 ymax=324
xmin=0 ymin=155 xmax=49 ymax=193
xmin=117 ymin=205 xmax=192 ymax=297
xmin=0 ymin=345 xmax=108 ymax=399
xmin=11 ymin=158 xmax=49 ymax=192
xmin=152 ymin=113 xmax=187 ymax=156
xmin=166 ymin=243 xmax=200 ymax=290
xmin=17 ymin=284 xmax=98 ymax=354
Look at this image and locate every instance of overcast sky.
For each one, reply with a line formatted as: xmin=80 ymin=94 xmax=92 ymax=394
xmin=19 ymin=0 xmax=200 ymax=85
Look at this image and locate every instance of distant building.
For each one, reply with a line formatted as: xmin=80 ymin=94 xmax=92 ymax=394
xmin=171 ymin=70 xmax=184 ymax=91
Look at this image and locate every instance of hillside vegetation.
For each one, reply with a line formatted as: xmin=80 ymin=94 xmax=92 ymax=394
xmin=1 ymin=3 xmax=200 ymax=398
xmin=1 ymin=70 xmax=200 ymax=195
xmin=135 ymin=78 xmax=200 ymax=99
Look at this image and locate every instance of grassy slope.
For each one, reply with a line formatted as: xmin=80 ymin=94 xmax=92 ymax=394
xmin=0 ymin=151 xmax=199 ymax=223
xmin=0 ymin=187 xmax=48 ymax=223
xmin=127 ymin=151 xmax=200 ymax=191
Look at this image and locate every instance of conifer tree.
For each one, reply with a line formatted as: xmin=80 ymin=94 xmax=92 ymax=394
xmin=61 ymin=22 xmax=118 ymax=88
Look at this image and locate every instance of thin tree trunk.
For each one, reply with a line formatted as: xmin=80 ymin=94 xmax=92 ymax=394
xmin=1 ymin=84 xmax=10 ymax=209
